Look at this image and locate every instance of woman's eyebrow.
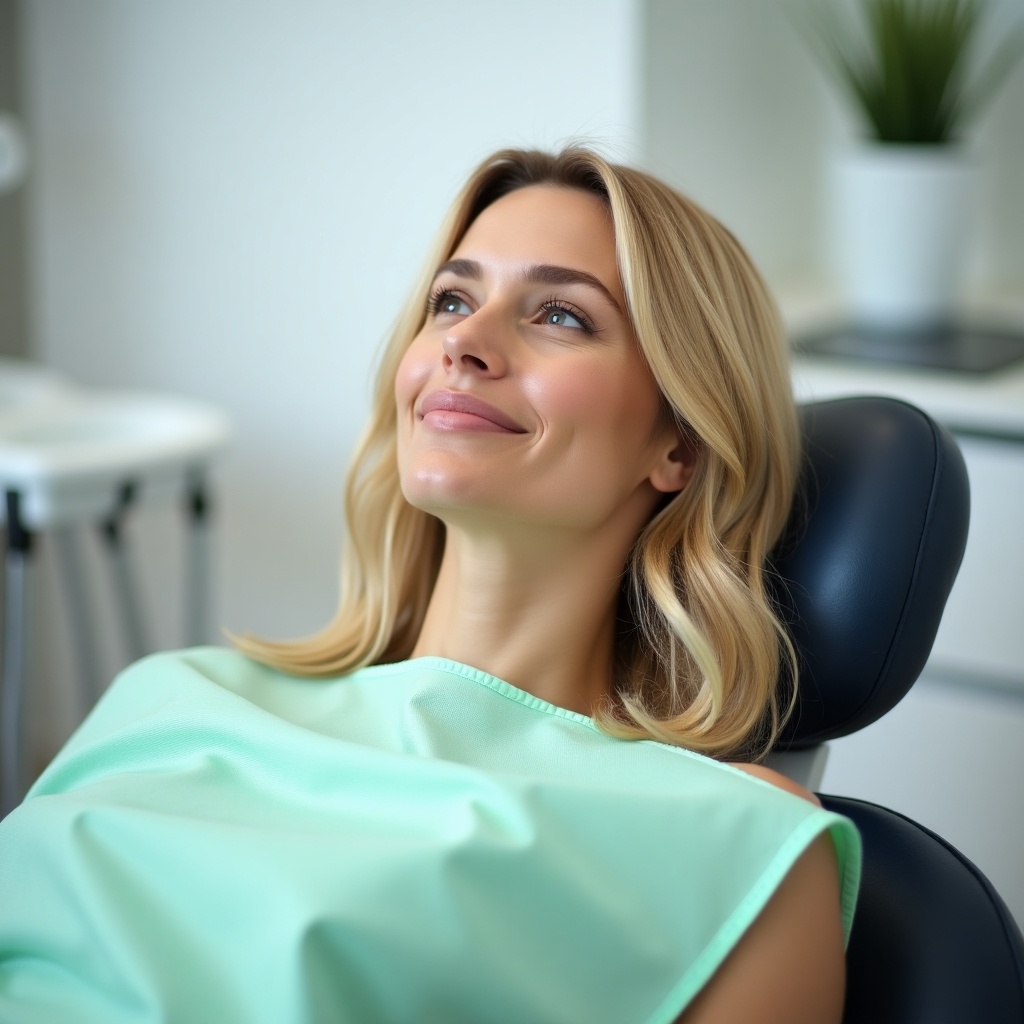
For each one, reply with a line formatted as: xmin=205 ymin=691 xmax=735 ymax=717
xmin=432 ymin=259 xmax=623 ymax=315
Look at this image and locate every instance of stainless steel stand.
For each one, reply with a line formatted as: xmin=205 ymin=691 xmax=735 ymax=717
xmin=2 ymin=491 xmax=32 ymax=816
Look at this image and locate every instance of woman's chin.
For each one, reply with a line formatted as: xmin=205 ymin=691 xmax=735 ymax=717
xmin=401 ymin=479 xmax=548 ymax=535
xmin=400 ymin=474 xmax=493 ymax=516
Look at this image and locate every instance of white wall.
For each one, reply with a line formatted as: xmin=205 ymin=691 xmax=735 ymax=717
xmin=19 ymin=0 xmax=640 ymax=755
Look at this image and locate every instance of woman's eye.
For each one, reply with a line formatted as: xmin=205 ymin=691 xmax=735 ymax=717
xmin=541 ymin=305 xmax=589 ymax=331
xmin=432 ymin=291 xmax=471 ymax=317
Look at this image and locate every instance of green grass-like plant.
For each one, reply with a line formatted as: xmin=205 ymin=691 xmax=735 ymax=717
xmin=794 ymin=0 xmax=1024 ymax=143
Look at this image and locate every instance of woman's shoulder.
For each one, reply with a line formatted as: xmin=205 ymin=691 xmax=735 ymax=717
xmin=111 ymin=645 xmax=318 ymax=701
xmin=726 ymin=762 xmax=821 ymax=806
xmin=35 ymin=647 xmax=291 ymax=772
xmin=678 ymin=832 xmax=846 ymax=1023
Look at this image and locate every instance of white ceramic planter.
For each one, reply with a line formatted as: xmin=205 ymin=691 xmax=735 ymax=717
xmin=831 ymin=144 xmax=975 ymax=330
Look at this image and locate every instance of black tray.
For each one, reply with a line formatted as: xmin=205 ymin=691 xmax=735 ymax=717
xmin=796 ymin=325 xmax=1024 ymax=375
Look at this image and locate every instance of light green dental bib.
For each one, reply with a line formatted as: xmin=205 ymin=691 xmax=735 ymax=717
xmin=0 ymin=648 xmax=860 ymax=1023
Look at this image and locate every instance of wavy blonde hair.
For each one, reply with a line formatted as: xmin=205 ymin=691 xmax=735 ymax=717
xmin=235 ymin=147 xmax=800 ymax=761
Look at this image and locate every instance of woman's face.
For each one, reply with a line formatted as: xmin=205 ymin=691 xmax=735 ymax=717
xmin=395 ymin=184 xmax=688 ymax=536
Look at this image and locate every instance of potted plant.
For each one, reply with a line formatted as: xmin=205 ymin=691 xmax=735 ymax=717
xmin=794 ymin=0 xmax=1024 ymax=330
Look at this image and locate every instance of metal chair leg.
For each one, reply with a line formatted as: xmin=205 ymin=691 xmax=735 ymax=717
xmin=99 ymin=482 xmax=150 ymax=663
xmin=2 ymin=490 xmax=33 ymax=817
xmin=185 ymin=472 xmax=211 ymax=647
xmin=51 ymin=527 xmax=103 ymax=715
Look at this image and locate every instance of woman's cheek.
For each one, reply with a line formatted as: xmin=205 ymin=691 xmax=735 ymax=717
xmin=527 ymin=360 xmax=651 ymax=437
xmin=395 ymin=340 xmax=432 ymax=411
xmin=521 ymin=364 xmax=602 ymax=426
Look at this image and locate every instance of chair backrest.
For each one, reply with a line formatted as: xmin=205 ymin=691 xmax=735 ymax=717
xmin=772 ymin=397 xmax=1024 ymax=1021
xmin=824 ymin=794 xmax=1024 ymax=1024
xmin=772 ymin=396 xmax=970 ymax=747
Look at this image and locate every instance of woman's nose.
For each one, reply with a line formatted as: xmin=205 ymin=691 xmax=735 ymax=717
xmin=441 ymin=309 xmax=509 ymax=378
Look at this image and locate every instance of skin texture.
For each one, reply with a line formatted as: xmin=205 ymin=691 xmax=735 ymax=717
xmin=395 ymin=185 xmax=845 ymax=1021
xmin=677 ymin=835 xmax=846 ymax=1023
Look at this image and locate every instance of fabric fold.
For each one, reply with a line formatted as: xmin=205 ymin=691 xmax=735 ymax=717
xmin=0 ymin=647 xmax=860 ymax=1023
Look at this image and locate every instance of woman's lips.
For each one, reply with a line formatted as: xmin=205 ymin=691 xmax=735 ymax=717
xmin=419 ymin=390 xmax=527 ymax=434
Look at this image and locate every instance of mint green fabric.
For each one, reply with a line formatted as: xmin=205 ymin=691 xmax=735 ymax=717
xmin=0 ymin=648 xmax=860 ymax=1023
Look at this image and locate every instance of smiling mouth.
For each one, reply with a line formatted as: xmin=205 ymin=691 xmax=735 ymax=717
xmin=419 ymin=390 xmax=527 ymax=434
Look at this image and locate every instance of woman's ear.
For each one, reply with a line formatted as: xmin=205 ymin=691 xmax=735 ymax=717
xmin=649 ymin=427 xmax=700 ymax=495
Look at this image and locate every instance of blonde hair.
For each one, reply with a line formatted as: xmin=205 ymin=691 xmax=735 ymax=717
xmin=235 ymin=147 xmax=801 ymax=762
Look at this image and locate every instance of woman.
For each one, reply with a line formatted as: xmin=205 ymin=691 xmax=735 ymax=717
xmin=0 ymin=148 xmax=859 ymax=1023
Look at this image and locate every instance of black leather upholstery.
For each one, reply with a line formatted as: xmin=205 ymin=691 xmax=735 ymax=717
xmin=773 ymin=397 xmax=970 ymax=747
xmin=822 ymin=795 xmax=1024 ymax=1024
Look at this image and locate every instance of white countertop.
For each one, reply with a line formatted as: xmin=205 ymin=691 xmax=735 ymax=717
xmin=791 ymin=354 xmax=1024 ymax=440
xmin=782 ymin=291 xmax=1024 ymax=440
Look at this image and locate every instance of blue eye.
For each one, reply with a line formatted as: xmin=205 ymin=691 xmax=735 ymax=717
xmin=540 ymin=303 xmax=593 ymax=333
xmin=544 ymin=308 xmax=582 ymax=328
xmin=430 ymin=290 xmax=471 ymax=317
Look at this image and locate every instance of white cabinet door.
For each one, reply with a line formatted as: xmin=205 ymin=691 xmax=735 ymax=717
xmin=929 ymin=435 xmax=1024 ymax=688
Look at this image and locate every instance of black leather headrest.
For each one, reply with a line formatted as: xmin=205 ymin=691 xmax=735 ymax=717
xmin=772 ymin=397 xmax=970 ymax=748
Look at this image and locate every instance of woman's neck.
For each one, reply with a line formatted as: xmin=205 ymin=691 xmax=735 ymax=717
xmin=411 ymin=526 xmax=630 ymax=715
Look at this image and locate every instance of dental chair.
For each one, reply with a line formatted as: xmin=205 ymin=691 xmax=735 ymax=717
xmin=770 ymin=396 xmax=1024 ymax=1023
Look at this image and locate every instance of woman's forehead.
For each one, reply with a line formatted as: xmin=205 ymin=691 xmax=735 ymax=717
xmin=451 ymin=186 xmax=623 ymax=301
